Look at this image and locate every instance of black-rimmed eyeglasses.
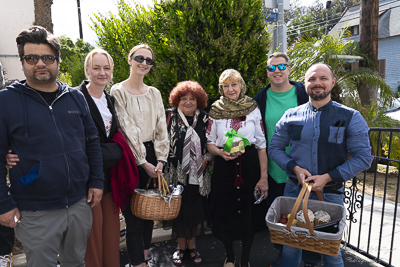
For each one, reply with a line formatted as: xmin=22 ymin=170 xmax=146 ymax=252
xmin=267 ymin=63 xmax=289 ymax=72
xmin=22 ymin=55 xmax=57 ymax=65
xmin=131 ymin=55 xmax=155 ymax=65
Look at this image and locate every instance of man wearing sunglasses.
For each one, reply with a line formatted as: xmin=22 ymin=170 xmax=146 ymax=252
xmin=0 ymin=26 xmax=104 ymax=267
xmin=253 ymin=52 xmax=309 ymax=266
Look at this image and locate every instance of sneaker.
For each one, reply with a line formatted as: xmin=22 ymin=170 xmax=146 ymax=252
xmin=0 ymin=253 xmax=13 ymax=267
xmin=304 ymin=263 xmax=317 ymax=267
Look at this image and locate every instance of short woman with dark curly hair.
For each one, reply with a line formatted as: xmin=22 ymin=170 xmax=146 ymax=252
xmin=168 ymin=81 xmax=208 ymax=110
xmin=164 ymin=81 xmax=212 ymax=266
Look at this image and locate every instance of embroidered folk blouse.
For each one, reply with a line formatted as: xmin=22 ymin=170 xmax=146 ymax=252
xmin=206 ymin=108 xmax=266 ymax=150
xmin=110 ymin=83 xmax=169 ymax=165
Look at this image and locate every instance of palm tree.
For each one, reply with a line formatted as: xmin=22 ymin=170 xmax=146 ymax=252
xmin=287 ymin=29 xmax=394 ymax=125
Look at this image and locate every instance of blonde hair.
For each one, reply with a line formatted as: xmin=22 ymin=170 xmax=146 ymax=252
xmin=84 ymin=48 xmax=114 ymax=79
xmin=218 ymin=69 xmax=246 ymax=98
xmin=127 ymin=43 xmax=154 ymax=62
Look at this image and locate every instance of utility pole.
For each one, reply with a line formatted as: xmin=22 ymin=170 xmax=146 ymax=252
xmin=276 ymin=0 xmax=287 ymax=52
xmin=77 ymin=0 xmax=84 ymax=39
xmin=358 ymin=0 xmax=379 ymax=105
xmin=266 ymin=0 xmax=288 ymax=53
xmin=325 ymin=1 xmax=332 ymax=35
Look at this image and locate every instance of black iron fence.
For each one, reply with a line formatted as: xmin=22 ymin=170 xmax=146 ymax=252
xmin=343 ymin=127 xmax=400 ymax=267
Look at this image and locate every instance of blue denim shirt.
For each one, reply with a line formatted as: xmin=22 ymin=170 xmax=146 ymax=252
xmin=268 ymin=100 xmax=373 ymax=184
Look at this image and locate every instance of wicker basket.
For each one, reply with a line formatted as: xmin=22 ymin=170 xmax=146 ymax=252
xmin=131 ymin=172 xmax=182 ymax=221
xmin=266 ymin=182 xmax=346 ymax=257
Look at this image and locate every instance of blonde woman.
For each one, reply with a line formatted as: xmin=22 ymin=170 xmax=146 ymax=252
xmin=111 ymin=44 xmax=169 ymax=267
xmin=206 ymin=69 xmax=268 ymax=267
xmin=79 ymin=48 xmax=122 ymax=267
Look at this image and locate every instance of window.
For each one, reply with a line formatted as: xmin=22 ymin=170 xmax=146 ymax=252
xmin=378 ymin=59 xmax=386 ymax=79
xmin=350 ymin=25 xmax=359 ymax=36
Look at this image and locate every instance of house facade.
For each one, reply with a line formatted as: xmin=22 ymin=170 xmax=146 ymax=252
xmin=330 ymin=0 xmax=400 ymax=93
xmin=0 ymin=0 xmax=35 ymax=83
xmin=0 ymin=0 xmax=53 ymax=85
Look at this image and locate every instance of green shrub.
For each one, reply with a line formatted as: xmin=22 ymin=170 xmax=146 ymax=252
xmin=91 ymin=0 xmax=271 ymax=106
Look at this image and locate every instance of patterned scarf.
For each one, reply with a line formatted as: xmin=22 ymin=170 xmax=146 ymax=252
xmin=178 ymin=108 xmax=204 ymax=186
xmin=208 ymin=95 xmax=258 ymax=119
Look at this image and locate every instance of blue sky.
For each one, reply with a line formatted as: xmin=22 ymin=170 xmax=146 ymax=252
xmin=52 ymin=0 xmax=322 ymax=45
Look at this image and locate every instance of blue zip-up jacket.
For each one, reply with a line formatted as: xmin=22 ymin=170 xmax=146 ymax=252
xmin=253 ymin=80 xmax=308 ymax=143
xmin=268 ymin=100 xmax=373 ymax=184
xmin=0 ymin=80 xmax=104 ymax=214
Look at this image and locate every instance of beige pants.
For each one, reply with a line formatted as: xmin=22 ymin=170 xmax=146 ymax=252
xmin=15 ymin=198 xmax=92 ymax=267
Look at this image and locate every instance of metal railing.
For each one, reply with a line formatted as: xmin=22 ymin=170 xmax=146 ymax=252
xmin=343 ymin=127 xmax=400 ymax=267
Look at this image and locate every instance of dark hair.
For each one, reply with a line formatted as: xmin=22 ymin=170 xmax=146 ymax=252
xmin=268 ymin=52 xmax=289 ymax=63
xmin=169 ymin=81 xmax=208 ymax=110
xmin=16 ymin=26 xmax=61 ymax=62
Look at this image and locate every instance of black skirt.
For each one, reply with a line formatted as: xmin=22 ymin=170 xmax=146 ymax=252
xmin=171 ymin=184 xmax=206 ymax=240
xmin=210 ymin=145 xmax=260 ymax=241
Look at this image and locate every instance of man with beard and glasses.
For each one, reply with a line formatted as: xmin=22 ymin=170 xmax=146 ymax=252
xmin=268 ymin=63 xmax=373 ymax=267
xmin=0 ymin=26 xmax=104 ymax=267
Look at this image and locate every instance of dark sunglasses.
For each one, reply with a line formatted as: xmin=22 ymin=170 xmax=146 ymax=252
xmin=131 ymin=55 xmax=155 ymax=65
xmin=267 ymin=63 xmax=289 ymax=72
xmin=22 ymin=54 xmax=57 ymax=65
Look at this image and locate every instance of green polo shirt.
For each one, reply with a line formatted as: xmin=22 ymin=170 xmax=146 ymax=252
xmin=265 ymin=85 xmax=298 ymax=183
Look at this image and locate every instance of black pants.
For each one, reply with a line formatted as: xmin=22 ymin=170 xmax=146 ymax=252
xmin=266 ymin=176 xmax=286 ymax=253
xmin=0 ymin=225 xmax=14 ymax=255
xmin=123 ymin=141 xmax=157 ymax=265
xmin=266 ymin=175 xmax=286 ymax=210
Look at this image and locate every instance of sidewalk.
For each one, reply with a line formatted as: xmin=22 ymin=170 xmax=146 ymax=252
xmin=13 ymin=227 xmax=382 ymax=267
xmin=344 ymin=192 xmax=400 ymax=266
xmin=136 ymin=229 xmax=383 ymax=267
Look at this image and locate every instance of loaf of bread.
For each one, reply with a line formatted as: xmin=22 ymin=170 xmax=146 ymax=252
xmin=296 ymin=209 xmax=314 ymax=228
xmin=314 ymin=210 xmax=331 ymax=225
xmin=228 ymin=136 xmax=245 ymax=156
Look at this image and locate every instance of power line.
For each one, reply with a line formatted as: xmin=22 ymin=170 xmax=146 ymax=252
xmin=287 ymin=26 xmax=325 ymax=37
xmin=287 ymin=17 xmax=341 ymax=33
xmin=287 ymin=2 xmax=400 ymax=37
xmin=287 ymin=15 xmax=341 ymax=29
xmin=287 ymin=21 xmax=342 ymax=37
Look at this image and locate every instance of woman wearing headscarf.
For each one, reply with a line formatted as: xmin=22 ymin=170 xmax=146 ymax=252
xmin=206 ymin=69 xmax=268 ymax=267
xmin=164 ymin=81 xmax=212 ymax=265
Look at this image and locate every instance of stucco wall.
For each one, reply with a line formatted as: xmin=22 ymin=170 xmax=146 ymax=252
xmin=0 ymin=0 xmax=35 ymax=83
xmin=378 ymin=35 xmax=400 ymax=93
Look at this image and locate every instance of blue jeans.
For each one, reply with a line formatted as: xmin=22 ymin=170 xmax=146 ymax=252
xmin=281 ymin=179 xmax=344 ymax=267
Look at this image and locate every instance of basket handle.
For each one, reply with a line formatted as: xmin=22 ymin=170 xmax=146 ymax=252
xmin=145 ymin=176 xmax=157 ymax=190
xmin=285 ymin=182 xmax=323 ymax=235
xmin=144 ymin=172 xmax=171 ymax=195
xmin=157 ymin=171 xmax=171 ymax=196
